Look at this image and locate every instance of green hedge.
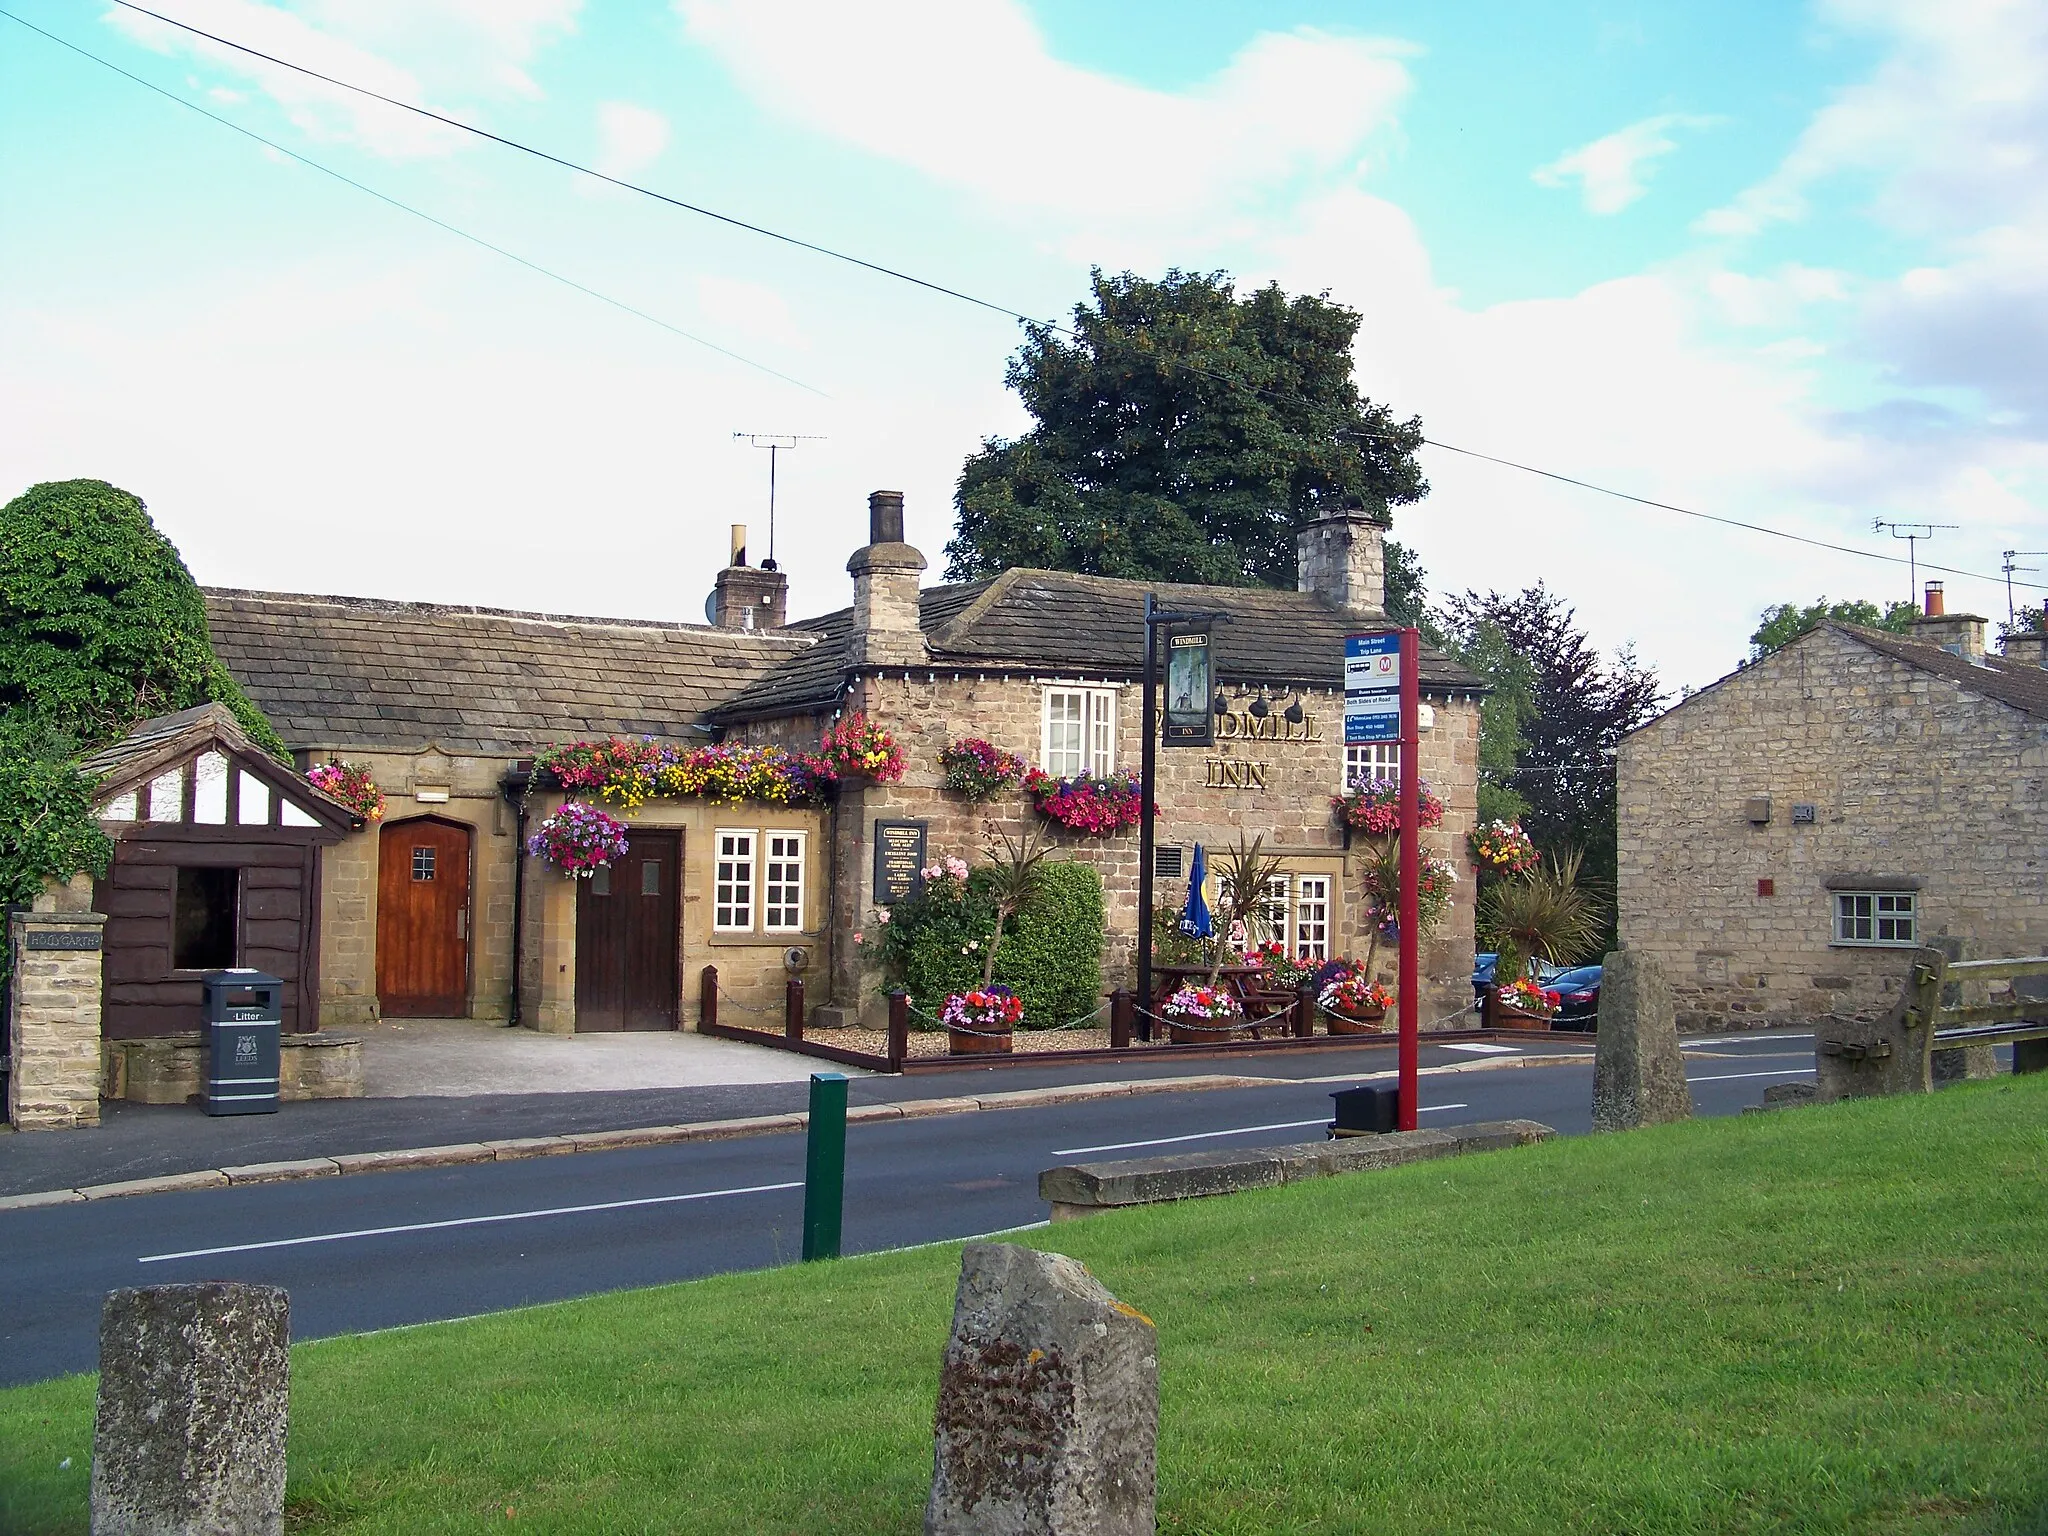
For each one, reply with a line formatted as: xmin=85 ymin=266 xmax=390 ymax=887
xmin=883 ymin=861 xmax=1105 ymax=1030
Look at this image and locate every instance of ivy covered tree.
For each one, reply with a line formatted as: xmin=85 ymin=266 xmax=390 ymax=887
xmin=1748 ymin=596 xmax=1916 ymax=661
xmin=944 ymin=268 xmax=1429 ymax=598
xmin=0 ymin=479 xmax=285 ymax=913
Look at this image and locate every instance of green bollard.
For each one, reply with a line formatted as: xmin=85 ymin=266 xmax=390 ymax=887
xmin=801 ymin=1072 xmax=848 ymax=1261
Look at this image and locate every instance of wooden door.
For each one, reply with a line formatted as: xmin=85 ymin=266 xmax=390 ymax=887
xmin=377 ymin=818 xmax=471 ymax=1017
xmin=575 ymin=831 xmax=680 ymax=1031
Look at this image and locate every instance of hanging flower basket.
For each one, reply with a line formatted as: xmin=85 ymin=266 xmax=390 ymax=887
xmin=526 ymin=800 xmax=630 ymax=877
xmin=1160 ymin=983 xmax=1244 ymax=1044
xmin=1318 ymin=972 xmax=1393 ymax=1035
xmin=1362 ymin=851 xmax=1460 ymax=941
xmin=1468 ymin=819 xmax=1540 ymax=876
xmin=938 ymin=738 xmax=1030 ymax=800
xmin=819 ymin=712 xmax=905 ymax=784
xmin=941 ymin=987 xmax=1021 ymax=1055
xmin=307 ymin=760 xmax=384 ymax=822
xmin=1334 ymin=778 xmax=1445 ymax=839
xmin=1025 ymin=769 xmax=1146 ymax=835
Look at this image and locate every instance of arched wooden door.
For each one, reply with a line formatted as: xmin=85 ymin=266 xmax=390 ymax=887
xmin=377 ymin=817 xmax=471 ymax=1017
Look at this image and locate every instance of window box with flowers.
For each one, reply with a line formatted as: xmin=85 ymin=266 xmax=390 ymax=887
xmin=1160 ymin=982 xmax=1244 ymax=1043
xmin=307 ymin=760 xmax=385 ymax=822
xmin=938 ymin=738 xmax=1030 ymax=801
xmin=1025 ymin=768 xmax=1146 ymax=836
xmin=820 ymin=712 xmax=905 ymax=785
xmin=526 ymin=800 xmax=630 ymax=877
xmin=1334 ymin=778 xmax=1445 ymax=842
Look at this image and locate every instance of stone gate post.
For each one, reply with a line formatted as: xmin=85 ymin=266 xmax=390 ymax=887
xmin=7 ymin=873 xmax=105 ymax=1131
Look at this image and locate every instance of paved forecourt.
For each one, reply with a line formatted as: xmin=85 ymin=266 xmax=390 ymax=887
xmin=0 ymin=1033 xmax=1818 ymax=1387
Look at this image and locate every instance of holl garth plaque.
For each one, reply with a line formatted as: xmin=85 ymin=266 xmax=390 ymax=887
xmin=873 ymin=820 xmax=929 ymax=906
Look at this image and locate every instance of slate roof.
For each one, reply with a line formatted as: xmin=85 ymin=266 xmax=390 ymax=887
xmin=79 ymin=702 xmax=360 ymax=829
xmin=1834 ymin=623 xmax=2048 ymax=722
xmin=711 ymin=567 xmax=1485 ymax=724
xmin=203 ymin=589 xmax=815 ymax=754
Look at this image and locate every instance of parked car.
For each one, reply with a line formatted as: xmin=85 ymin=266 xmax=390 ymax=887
xmin=1547 ymin=964 xmax=1602 ymax=1031
xmin=1472 ymin=953 xmax=1572 ymax=999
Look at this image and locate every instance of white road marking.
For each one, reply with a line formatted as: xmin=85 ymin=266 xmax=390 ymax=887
xmin=1686 ymin=1032 xmax=1814 ymax=1046
xmin=1418 ymin=1103 xmax=1470 ymax=1113
xmin=138 ymin=1180 xmax=802 ymax=1264
xmin=1053 ymin=1120 xmax=1331 ymax=1157
xmin=1687 ymin=1068 xmax=1816 ymax=1084
xmin=1441 ymin=1043 xmax=1519 ymax=1055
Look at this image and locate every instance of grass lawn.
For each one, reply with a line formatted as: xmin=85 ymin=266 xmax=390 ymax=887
xmin=4 ymin=1077 xmax=2045 ymax=1534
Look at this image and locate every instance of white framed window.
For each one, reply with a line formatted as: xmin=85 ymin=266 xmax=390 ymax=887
xmin=1294 ymin=875 xmax=1332 ymax=961
xmin=714 ymin=829 xmax=756 ymax=931
xmin=1041 ymin=687 xmax=1117 ymax=777
xmin=763 ymin=832 xmax=806 ymax=932
xmin=1344 ymin=742 xmax=1399 ymax=790
xmin=1834 ymin=891 xmax=1916 ymax=947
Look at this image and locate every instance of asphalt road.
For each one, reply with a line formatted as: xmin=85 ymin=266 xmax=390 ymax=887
xmin=0 ymin=1032 xmax=1816 ymax=1387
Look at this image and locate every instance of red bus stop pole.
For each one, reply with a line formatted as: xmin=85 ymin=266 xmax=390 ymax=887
xmin=1397 ymin=627 xmax=1421 ymax=1132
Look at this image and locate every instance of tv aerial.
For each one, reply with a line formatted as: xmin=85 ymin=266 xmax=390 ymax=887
xmin=1872 ymin=519 xmax=1958 ymax=605
xmin=2003 ymin=550 xmax=2047 ymax=627
xmin=733 ymin=433 xmax=824 ymax=569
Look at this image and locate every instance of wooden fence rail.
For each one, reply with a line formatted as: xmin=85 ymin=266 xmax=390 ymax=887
xmin=1818 ymin=948 xmax=2048 ymax=1098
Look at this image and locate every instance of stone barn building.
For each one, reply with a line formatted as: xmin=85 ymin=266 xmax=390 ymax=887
xmin=1617 ymin=589 xmax=2048 ymax=1030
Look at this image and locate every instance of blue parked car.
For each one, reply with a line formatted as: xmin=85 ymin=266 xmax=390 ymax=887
xmin=1547 ymin=965 xmax=1602 ymax=1031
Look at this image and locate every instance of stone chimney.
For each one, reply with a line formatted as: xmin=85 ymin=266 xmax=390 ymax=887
xmin=710 ymin=523 xmax=788 ymax=631
xmin=1297 ymin=509 xmax=1385 ymax=614
xmin=2001 ymin=628 xmax=2048 ymax=669
xmin=847 ymin=490 xmax=927 ymax=667
xmin=1910 ymin=581 xmax=1988 ymax=662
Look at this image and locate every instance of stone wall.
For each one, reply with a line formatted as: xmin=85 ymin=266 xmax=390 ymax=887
xmin=1617 ymin=627 xmax=2048 ymax=1029
xmin=740 ymin=672 xmax=1481 ymax=1028
xmin=7 ymin=874 xmax=106 ymax=1130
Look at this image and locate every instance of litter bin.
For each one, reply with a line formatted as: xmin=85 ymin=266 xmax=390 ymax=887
xmin=1329 ymin=1083 xmax=1398 ymax=1137
xmin=202 ymin=970 xmax=283 ymax=1116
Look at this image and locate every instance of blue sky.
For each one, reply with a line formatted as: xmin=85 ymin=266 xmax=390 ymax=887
xmin=2 ymin=0 xmax=2041 ymax=688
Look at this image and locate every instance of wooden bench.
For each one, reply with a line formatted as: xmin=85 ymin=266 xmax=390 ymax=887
xmin=1817 ymin=950 xmax=2048 ymax=1097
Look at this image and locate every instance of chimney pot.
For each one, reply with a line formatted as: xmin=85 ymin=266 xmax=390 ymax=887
xmin=869 ymin=490 xmax=905 ymax=546
xmin=1924 ymin=581 xmax=1944 ymax=617
xmin=729 ymin=524 xmax=748 ymax=568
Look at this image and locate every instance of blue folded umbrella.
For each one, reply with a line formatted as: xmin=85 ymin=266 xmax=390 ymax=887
xmin=1179 ymin=842 xmax=1213 ymax=938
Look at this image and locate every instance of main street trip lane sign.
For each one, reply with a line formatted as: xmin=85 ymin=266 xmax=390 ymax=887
xmin=1344 ymin=632 xmax=1400 ymax=743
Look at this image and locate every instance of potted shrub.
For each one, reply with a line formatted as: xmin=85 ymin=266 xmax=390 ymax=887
xmin=1478 ymin=848 xmax=1606 ymax=1025
xmin=941 ymin=985 xmax=1021 ymax=1055
xmin=1318 ymin=971 xmax=1393 ymax=1034
xmin=1160 ymin=982 xmax=1244 ymax=1043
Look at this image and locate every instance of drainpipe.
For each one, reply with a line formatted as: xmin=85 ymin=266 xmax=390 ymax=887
xmin=501 ymin=765 xmax=532 ymax=1028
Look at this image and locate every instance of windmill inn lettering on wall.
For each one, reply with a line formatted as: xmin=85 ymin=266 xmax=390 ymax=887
xmin=1200 ymin=703 xmax=1325 ymax=789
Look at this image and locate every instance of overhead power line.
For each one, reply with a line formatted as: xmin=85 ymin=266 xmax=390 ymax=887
xmin=0 ymin=8 xmax=827 ymax=396
xmin=59 ymin=3 xmax=2048 ymax=595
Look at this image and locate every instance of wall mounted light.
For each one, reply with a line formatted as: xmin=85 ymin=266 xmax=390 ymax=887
xmin=1248 ymin=690 xmax=1271 ymax=719
xmin=1212 ymin=689 xmax=1231 ymax=717
xmin=1283 ymin=694 xmax=1305 ymax=725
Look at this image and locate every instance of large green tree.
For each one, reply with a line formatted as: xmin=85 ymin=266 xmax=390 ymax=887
xmin=1748 ymin=597 xmax=1916 ymax=661
xmin=944 ymin=268 xmax=1428 ymax=595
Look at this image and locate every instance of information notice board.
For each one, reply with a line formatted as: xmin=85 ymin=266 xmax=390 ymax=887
xmin=872 ymin=820 xmax=929 ymax=905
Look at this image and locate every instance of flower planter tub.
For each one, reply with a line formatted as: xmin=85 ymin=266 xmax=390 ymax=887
xmin=947 ymin=1027 xmax=1013 ymax=1056
xmin=1493 ymin=1005 xmax=1554 ymax=1031
xmin=1323 ymin=1007 xmax=1387 ymax=1036
xmin=1166 ymin=1019 xmax=1244 ymax=1045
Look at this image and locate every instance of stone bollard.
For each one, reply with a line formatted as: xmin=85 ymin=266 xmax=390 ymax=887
xmin=926 ymin=1244 xmax=1157 ymax=1536
xmin=92 ymin=1284 xmax=290 ymax=1536
xmin=1591 ymin=950 xmax=1693 ymax=1133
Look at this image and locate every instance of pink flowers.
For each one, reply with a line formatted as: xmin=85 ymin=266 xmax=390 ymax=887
xmin=526 ymin=800 xmax=630 ymax=877
xmin=1319 ymin=973 xmax=1393 ymax=1016
xmin=819 ymin=713 xmax=905 ymax=783
xmin=1025 ymin=769 xmax=1146 ymax=835
xmin=1161 ymin=984 xmax=1243 ymax=1025
xmin=1334 ymin=778 xmax=1446 ymax=838
xmin=941 ymin=987 xmax=1023 ymax=1032
xmin=939 ymin=738 xmax=1030 ymax=800
xmin=307 ymin=760 xmax=384 ymax=822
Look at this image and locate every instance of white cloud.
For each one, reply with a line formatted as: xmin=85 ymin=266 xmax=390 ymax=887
xmin=594 ymin=101 xmax=670 ymax=181
xmin=675 ymin=0 xmax=1412 ymax=250
xmin=696 ymin=275 xmax=807 ymax=351
xmin=104 ymin=0 xmax=582 ymax=157
xmin=1532 ymin=113 xmax=1717 ymax=215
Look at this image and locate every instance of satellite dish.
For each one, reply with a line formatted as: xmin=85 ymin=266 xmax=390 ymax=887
xmin=704 ymin=592 xmax=717 ymax=624
xmin=783 ymin=946 xmax=810 ymax=973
